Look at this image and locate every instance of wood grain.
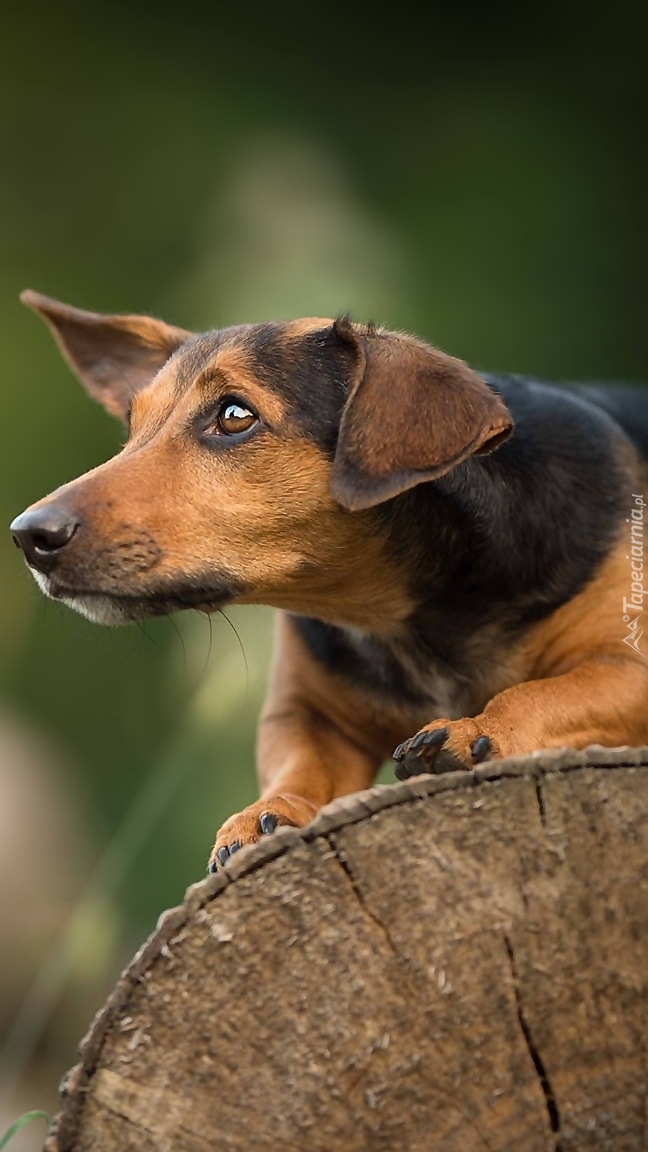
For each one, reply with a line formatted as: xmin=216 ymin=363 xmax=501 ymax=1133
xmin=45 ymin=747 xmax=648 ymax=1152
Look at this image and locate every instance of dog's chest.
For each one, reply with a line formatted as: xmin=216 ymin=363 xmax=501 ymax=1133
xmin=294 ymin=614 xmax=490 ymax=721
xmin=345 ymin=629 xmax=475 ymax=720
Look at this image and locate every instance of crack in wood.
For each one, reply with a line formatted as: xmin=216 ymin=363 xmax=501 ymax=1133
xmin=504 ymin=934 xmax=562 ymax=1151
xmin=324 ymin=832 xmax=400 ymax=958
xmin=535 ymin=780 xmax=547 ymax=827
xmin=45 ymin=753 xmax=648 ymax=1151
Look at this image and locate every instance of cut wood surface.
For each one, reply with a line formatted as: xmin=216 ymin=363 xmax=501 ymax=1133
xmin=46 ymin=747 xmax=648 ymax=1152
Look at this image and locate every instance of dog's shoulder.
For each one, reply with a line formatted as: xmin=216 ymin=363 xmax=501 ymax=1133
xmin=556 ymin=379 xmax=648 ymax=460
xmin=481 ymin=371 xmax=640 ymax=451
xmin=293 ymin=373 xmax=647 ymax=712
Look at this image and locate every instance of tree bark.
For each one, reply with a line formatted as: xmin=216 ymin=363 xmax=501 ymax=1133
xmin=45 ymin=747 xmax=648 ymax=1152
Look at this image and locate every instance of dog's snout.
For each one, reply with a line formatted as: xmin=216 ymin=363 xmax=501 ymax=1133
xmin=10 ymin=505 xmax=80 ymax=572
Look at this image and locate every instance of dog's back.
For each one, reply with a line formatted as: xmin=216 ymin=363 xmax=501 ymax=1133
xmin=565 ymin=382 xmax=648 ymax=460
xmin=482 ymin=373 xmax=648 ymax=461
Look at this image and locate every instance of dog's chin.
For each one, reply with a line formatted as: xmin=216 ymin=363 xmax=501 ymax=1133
xmin=30 ymin=569 xmax=233 ymax=626
xmin=62 ymin=592 xmax=135 ymax=626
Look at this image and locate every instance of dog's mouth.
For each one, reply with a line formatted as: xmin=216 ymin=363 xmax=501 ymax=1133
xmin=31 ymin=569 xmax=237 ymax=625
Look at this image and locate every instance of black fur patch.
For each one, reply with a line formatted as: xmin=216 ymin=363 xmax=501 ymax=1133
xmin=295 ymin=374 xmax=639 ymax=706
xmin=244 ymin=323 xmax=351 ymax=455
xmin=564 ymin=381 xmax=648 ymax=460
xmin=292 ymin=615 xmax=431 ymax=706
xmin=168 ymin=325 xmax=643 ymax=710
xmin=173 ymin=322 xmax=353 ymax=455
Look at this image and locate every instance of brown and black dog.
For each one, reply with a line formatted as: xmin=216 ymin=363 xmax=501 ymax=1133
xmin=11 ymin=291 xmax=648 ymax=871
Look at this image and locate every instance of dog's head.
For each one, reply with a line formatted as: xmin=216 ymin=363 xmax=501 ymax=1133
xmin=10 ymin=292 xmax=512 ymax=629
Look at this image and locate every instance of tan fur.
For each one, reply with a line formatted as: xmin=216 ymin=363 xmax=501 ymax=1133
xmin=331 ymin=321 xmax=513 ymax=510
xmin=212 ymin=614 xmax=399 ymax=861
xmin=404 ymin=535 xmax=648 ymax=770
xmin=216 ymin=536 xmax=648 ymax=860
xmin=15 ymin=294 xmax=648 ymax=870
xmin=29 ymin=339 xmax=413 ymax=630
xmin=523 ymin=534 xmax=648 ymax=677
xmin=20 ymin=290 xmax=191 ymax=420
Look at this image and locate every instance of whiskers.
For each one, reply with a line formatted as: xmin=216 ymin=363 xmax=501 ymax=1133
xmin=217 ymin=608 xmax=249 ymax=698
xmin=131 ymin=607 xmax=249 ymax=702
xmin=133 ymin=619 xmax=166 ymax=656
xmin=166 ymin=613 xmax=188 ymax=682
xmin=195 ymin=610 xmax=214 ymax=684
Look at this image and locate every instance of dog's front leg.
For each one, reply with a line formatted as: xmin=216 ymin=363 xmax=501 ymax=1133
xmin=208 ymin=614 xmax=385 ymax=871
xmin=393 ymin=654 xmax=648 ymax=778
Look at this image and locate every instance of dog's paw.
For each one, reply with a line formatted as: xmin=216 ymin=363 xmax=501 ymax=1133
xmin=207 ymin=795 xmax=318 ymax=873
xmin=393 ymin=718 xmax=499 ymax=779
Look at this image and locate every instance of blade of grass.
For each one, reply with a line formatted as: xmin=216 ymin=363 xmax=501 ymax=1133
xmin=0 ymin=646 xmax=253 ymax=1114
xmin=0 ymin=728 xmax=205 ymax=1114
xmin=0 ymin=1111 xmax=49 ymax=1150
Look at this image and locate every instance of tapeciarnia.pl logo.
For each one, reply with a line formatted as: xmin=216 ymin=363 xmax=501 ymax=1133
xmin=623 ymin=493 xmax=645 ymax=655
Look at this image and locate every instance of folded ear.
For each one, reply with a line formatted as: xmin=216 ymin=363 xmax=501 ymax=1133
xmin=330 ymin=320 xmax=513 ymax=511
xmin=20 ymin=290 xmax=193 ymax=422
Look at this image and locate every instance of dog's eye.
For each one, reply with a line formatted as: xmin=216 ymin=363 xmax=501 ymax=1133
xmin=207 ymin=399 xmax=258 ymax=438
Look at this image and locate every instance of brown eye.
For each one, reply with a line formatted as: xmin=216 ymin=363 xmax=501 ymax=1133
xmin=214 ymin=400 xmax=258 ymax=437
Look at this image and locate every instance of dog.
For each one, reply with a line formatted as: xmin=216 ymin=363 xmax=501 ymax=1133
xmin=11 ymin=291 xmax=648 ymax=871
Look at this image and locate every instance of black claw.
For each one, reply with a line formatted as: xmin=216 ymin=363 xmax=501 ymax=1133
xmin=471 ymin=735 xmax=492 ymax=763
xmin=207 ymin=860 xmax=218 ymax=874
xmin=408 ymin=727 xmax=449 ymax=753
xmin=393 ymin=727 xmax=448 ymax=764
xmin=394 ymin=761 xmax=414 ymax=781
xmin=410 ymin=727 xmax=448 ymax=752
xmin=260 ymin=812 xmax=278 ymax=835
xmin=217 ymin=846 xmax=230 ymax=866
xmin=423 ymin=727 xmax=449 ymax=747
xmin=229 ymin=840 xmax=241 ymax=855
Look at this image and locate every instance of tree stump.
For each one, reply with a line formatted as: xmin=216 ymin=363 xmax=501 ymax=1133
xmin=45 ymin=747 xmax=648 ymax=1152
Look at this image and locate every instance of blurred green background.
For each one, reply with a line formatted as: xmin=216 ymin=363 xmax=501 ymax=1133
xmin=0 ymin=0 xmax=646 ymax=1140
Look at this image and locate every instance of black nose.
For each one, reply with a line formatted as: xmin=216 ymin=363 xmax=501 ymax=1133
xmin=10 ymin=506 xmax=80 ymax=573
